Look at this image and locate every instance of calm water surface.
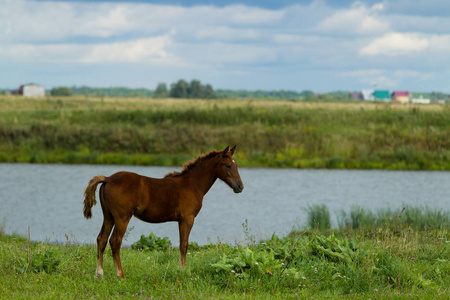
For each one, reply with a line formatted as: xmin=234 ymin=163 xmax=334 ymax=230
xmin=1 ymin=164 xmax=448 ymax=246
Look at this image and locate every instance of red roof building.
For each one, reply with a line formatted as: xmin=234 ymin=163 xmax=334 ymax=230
xmin=391 ymin=91 xmax=410 ymax=104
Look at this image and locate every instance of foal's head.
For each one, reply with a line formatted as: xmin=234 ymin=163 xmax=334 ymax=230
xmin=216 ymin=145 xmax=244 ymax=193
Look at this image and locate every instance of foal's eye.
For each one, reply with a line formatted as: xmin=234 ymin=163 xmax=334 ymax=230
xmin=225 ymin=165 xmax=231 ymax=169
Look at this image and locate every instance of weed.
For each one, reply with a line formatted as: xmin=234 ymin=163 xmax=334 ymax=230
xmin=131 ymin=232 xmax=172 ymax=251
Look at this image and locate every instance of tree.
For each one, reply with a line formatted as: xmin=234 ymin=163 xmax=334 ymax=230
xmin=153 ymin=82 xmax=168 ymax=98
xmin=50 ymin=87 xmax=72 ymax=96
xmin=188 ymin=80 xmax=202 ymax=98
xmin=203 ymin=84 xmax=216 ymax=99
xmin=170 ymin=80 xmax=188 ymax=98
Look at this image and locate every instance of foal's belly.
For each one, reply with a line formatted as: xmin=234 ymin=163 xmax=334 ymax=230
xmin=133 ymin=206 xmax=180 ymax=223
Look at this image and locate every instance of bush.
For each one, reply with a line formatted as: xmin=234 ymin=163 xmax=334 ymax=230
xmin=50 ymin=87 xmax=72 ymax=96
xmin=131 ymin=232 xmax=172 ymax=251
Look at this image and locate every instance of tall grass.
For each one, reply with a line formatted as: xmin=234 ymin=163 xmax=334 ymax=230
xmin=306 ymin=204 xmax=331 ymax=230
xmin=2 ymin=96 xmax=450 ymax=169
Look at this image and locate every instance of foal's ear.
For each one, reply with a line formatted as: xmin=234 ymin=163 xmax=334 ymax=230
xmin=223 ymin=145 xmax=230 ymax=156
xmin=230 ymin=145 xmax=236 ymax=156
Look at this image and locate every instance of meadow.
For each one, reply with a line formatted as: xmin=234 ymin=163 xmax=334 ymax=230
xmin=1 ymin=205 xmax=449 ymax=299
xmin=1 ymin=96 xmax=450 ymax=169
xmin=1 ymin=97 xmax=450 ymax=298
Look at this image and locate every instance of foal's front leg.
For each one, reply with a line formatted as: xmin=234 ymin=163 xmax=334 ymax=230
xmin=178 ymin=217 xmax=194 ymax=268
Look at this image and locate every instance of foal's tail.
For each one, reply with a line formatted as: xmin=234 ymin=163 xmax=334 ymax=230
xmin=83 ymin=175 xmax=107 ymax=219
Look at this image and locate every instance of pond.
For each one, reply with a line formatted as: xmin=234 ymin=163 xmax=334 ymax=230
xmin=1 ymin=163 xmax=448 ymax=246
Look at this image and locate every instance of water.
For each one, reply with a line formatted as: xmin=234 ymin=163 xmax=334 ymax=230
xmin=1 ymin=163 xmax=449 ymax=246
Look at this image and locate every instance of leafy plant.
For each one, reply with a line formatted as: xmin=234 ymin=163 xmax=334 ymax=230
xmin=309 ymin=235 xmax=359 ymax=265
xmin=210 ymin=246 xmax=298 ymax=278
xmin=15 ymin=250 xmax=60 ymax=274
xmin=131 ymin=232 xmax=172 ymax=251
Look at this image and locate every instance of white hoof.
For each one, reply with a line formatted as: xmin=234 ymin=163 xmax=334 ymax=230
xmin=96 ymin=267 xmax=104 ymax=278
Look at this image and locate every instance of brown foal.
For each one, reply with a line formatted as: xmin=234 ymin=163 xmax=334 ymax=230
xmin=83 ymin=145 xmax=243 ymax=278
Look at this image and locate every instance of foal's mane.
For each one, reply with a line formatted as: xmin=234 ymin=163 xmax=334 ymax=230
xmin=164 ymin=150 xmax=223 ymax=178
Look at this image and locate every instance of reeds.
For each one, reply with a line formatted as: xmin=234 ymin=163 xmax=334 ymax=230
xmin=304 ymin=204 xmax=450 ymax=232
xmin=306 ymin=204 xmax=331 ymax=230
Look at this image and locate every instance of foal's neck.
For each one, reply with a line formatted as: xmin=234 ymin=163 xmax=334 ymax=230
xmin=187 ymin=158 xmax=218 ymax=197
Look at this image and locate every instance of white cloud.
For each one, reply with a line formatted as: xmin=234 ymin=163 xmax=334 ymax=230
xmin=371 ymin=3 xmax=385 ymax=11
xmin=341 ymin=69 xmax=398 ymax=87
xmin=195 ymin=26 xmax=261 ymax=41
xmin=81 ymin=36 xmax=182 ymax=65
xmin=383 ymin=0 xmax=450 ymax=17
xmin=359 ymin=32 xmax=450 ymax=57
xmin=393 ymin=70 xmax=433 ymax=80
xmin=182 ymin=42 xmax=279 ymax=65
xmin=359 ymin=32 xmax=430 ymax=56
xmin=0 ymin=0 xmax=76 ymax=41
xmin=273 ymin=34 xmax=326 ymax=45
xmin=1 ymin=0 xmax=450 ymax=92
xmin=316 ymin=2 xmax=390 ymax=35
xmin=341 ymin=68 xmax=437 ymax=89
xmin=223 ymin=5 xmax=284 ymax=25
xmin=0 ymin=36 xmax=183 ymax=65
xmin=0 ymin=1 xmax=282 ymax=42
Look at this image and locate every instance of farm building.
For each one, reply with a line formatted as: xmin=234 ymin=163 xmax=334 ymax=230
xmin=12 ymin=83 xmax=45 ymax=97
xmin=373 ymin=90 xmax=390 ymax=102
xmin=411 ymin=93 xmax=430 ymax=104
xmin=391 ymin=91 xmax=410 ymax=104
xmin=361 ymin=89 xmax=374 ymax=101
xmin=349 ymin=92 xmax=363 ymax=100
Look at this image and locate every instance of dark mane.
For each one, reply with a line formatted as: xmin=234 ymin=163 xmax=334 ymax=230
xmin=164 ymin=150 xmax=223 ymax=178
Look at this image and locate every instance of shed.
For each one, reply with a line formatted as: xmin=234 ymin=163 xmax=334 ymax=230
xmin=12 ymin=83 xmax=45 ymax=97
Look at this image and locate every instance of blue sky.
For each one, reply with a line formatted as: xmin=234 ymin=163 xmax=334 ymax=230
xmin=1 ymin=0 xmax=450 ymax=93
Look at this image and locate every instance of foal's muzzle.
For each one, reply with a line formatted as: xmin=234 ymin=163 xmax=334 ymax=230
xmin=232 ymin=181 xmax=244 ymax=193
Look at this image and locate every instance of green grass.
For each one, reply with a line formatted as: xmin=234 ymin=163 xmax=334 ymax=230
xmin=1 ymin=207 xmax=449 ymax=299
xmin=2 ymin=96 xmax=450 ymax=169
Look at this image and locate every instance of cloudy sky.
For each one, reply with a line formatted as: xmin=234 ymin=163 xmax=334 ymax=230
xmin=1 ymin=0 xmax=450 ymax=93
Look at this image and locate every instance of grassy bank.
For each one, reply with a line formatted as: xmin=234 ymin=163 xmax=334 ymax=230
xmin=1 ymin=205 xmax=449 ymax=299
xmin=2 ymin=96 xmax=450 ymax=169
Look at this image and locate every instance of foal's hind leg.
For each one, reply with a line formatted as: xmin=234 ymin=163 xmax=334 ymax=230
xmin=109 ymin=216 xmax=131 ymax=279
xmin=96 ymin=218 xmax=114 ymax=278
xmin=96 ymin=184 xmax=114 ymax=278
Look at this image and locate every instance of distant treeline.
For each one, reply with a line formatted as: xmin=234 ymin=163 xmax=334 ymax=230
xmin=41 ymin=83 xmax=450 ymax=101
xmin=47 ymin=79 xmax=324 ymax=100
xmin=215 ymin=89 xmax=315 ymax=99
xmin=67 ymin=86 xmax=154 ymax=98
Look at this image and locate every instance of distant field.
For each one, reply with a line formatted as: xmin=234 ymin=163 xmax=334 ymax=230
xmin=1 ymin=95 xmax=447 ymax=111
xmin=1 ymin=96 xmax=450 ymax=169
